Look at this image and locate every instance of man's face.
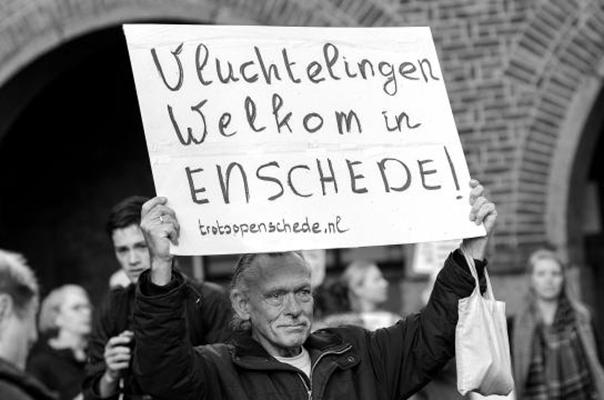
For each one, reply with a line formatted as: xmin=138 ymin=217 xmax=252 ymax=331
xmin=1 ymin=297 xmax=38 ymax=370
xmin=111 ymin=224 xmax=150 ymax=283
xmin=243 ymin=254 xmax=313 ymax=357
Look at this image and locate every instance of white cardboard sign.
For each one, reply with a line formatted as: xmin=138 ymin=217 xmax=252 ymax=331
xmin=123 ymin=24 xmax=485 ymax=255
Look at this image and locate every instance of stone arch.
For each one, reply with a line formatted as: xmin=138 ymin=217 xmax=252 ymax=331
xmin=504 ymin=0 xmax=604 ymax=263
xmin=0 ymin=0 xmax=412 ymax=301
xmin=0 ymin=0 xmax=408 ymax=143
xmin=0 ymin=0 xmax=406 ymax=87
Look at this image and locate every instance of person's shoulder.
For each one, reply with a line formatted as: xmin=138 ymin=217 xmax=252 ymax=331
xmin=0 ymin=363 xmax=56 ymax=400
xmin=185 ymin=279 xmax=229 ymax=304
xmin=0 ymin=379 xmax=35 ymax=400
xmin=308 ymin=326 xmax=367 ymax=356
xmin=314 ymin=324 xmax=366 ymax=343
xmin=27 ymin=344 xmax=55 ymax=370
xmin=187 ymin=279 xmax=226 ymax=295
xmin=570 ymin=299 xmax=592 ymax=321
xmin=99 ymin=284 xmax=134 ymax=308
xmin=99 ymin=283 xmax=133 ymax=303
xmin=197 ymin=341 xmax=232 ymax=353
xmin=93 ymin=285 xmax=135 ymax=333
xmin=193 ymin=342 xmax=235 ymax=363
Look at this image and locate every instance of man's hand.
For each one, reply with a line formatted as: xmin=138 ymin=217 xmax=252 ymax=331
xmin=462 ymin=179 xmax=497 ymax=260
xmin=140 ymin=197 xmax=180 ymax=285
xmin=99 ymin=330 xmax=133 ymax=397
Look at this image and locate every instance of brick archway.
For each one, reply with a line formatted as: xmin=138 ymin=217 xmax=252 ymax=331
xmin=504 ymin=0 xmax=604 ymax=264
xmin=0 ymin=0 xmax=410 ymax=144
xmin=2 ymin=0 xmax=604 ymax=275
xmin=0 ymin=0 xmax=408 ymax=88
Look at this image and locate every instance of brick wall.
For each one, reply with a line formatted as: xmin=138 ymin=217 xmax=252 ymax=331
xmin=1 ymin=0 xmax=604 ymax=277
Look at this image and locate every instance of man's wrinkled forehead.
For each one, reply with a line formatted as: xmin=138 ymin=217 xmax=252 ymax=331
xmin=247 ymin=253 xmax=311 ymax=290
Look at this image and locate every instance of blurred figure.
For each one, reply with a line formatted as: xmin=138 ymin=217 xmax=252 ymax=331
xmin=342 ymin=260 xmax=399 ymax=330
xmin=107 ymin=270 xmax=129 ymax=289
xmin=83 ymin=196 xmax=233 ymax=400
xmin=307 ymin=249 xmax=359 ymax=330
xmin=301 ymin=249 xmax=326 ymax=289
xmin=28 ymin=285 xmax=92 ymax=400
xmin=510 ymin=249 xmax=604 ymax=399
xmin=312 ymin=277 xmax=362 ymax=330
xmin=0 ymin=249 xmax=55 ymax=400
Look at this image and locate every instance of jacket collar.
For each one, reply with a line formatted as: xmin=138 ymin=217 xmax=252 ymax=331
xmin=0 ymin=358 xmax=57 ymax=400
xmin=229 ymin=329 xmax=355 ymax=370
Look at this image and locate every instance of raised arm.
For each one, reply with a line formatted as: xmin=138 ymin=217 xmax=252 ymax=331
xmin=132 ymin=197 xmax=209 ymax=399
xmin=367 ymin=179 xmax=496 ymax=398
xmin=139 ymin=196 xmax=179 ymax=286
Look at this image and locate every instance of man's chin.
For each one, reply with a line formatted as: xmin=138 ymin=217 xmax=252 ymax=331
xmin=280 ymin=328 xmax=310 ymax=346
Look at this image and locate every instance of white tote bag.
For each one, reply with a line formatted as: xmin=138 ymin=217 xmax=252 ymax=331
xmin=456 ymin=245 xmax=514 ymax=396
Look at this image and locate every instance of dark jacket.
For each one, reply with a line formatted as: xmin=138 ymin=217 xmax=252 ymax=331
xmin=132 ymin=250 xmax=485 ymax=400
xmin=83 ymin=276 xmax=233 ymax=400
xmin=0 ymin=358 xmax=56 ymax=400
xmin=27 ymin=341 xmax=86 ymax=400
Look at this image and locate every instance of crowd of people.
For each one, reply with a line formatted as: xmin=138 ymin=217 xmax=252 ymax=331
xmin=0 ymin=180 xmax=602 ymax=400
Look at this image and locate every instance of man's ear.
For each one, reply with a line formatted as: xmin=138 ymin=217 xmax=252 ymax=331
xmin=230 ymin=289 xmax=250 ymax=321
xmin=0 ymin=294 xmax=14 ymax=323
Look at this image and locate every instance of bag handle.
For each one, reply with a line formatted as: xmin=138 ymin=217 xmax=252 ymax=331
xmin=460 ymin=243 xmax=495 ymax=300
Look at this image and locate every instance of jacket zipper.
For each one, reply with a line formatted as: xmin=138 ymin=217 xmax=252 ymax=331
xmin=297 ymin=373 xmax=311 ymax=400
xmin=298 ymin=344 xmax=352 ymax=400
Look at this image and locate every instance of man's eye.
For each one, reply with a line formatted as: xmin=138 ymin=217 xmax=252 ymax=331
xmin=296 ymin=289 xmax=312 ymax=300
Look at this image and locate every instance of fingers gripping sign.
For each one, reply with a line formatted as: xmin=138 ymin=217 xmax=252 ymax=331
xmin=462 ymin=179 xmax=497 ymax=260
xmin=140 ymin=197 xmax=181 ymax=285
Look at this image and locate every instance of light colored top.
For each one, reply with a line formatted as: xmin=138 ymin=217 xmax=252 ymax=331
xmin=274 ymin=347 xmax=311 ymax=378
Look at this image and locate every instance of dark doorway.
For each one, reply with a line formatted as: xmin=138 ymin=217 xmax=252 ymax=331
xmin=580 ymin=88 xmax=604 ymax=335
xmin=0 ymin=26 xmax=154 ymax=303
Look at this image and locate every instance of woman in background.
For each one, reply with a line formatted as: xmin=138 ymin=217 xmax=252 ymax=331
xmin=28 ymin=284 xmax=92 ymax=400
xmin=341 ymin=260 xmax=399 ymax=330
xmin=0 ymin=249 xmax=54 ymax=400
xmin=510 ymin=249 xmax=604 ymax=399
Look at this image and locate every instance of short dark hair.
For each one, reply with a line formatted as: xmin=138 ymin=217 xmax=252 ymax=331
xmin=105 ymin=195 xmax=149 ymax=237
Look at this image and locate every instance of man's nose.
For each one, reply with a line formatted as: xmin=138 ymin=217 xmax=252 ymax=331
xmin=283 ymin=293 xmax=302 ymax=316
xmin=128 ymin=250 xmax=139 ymax=264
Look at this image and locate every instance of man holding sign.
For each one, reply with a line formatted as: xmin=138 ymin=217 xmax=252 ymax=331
xmin=129 ymin=179 xmax=495 ymax=400
xmin=123 ymin=24 xmax=498 ymax=399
